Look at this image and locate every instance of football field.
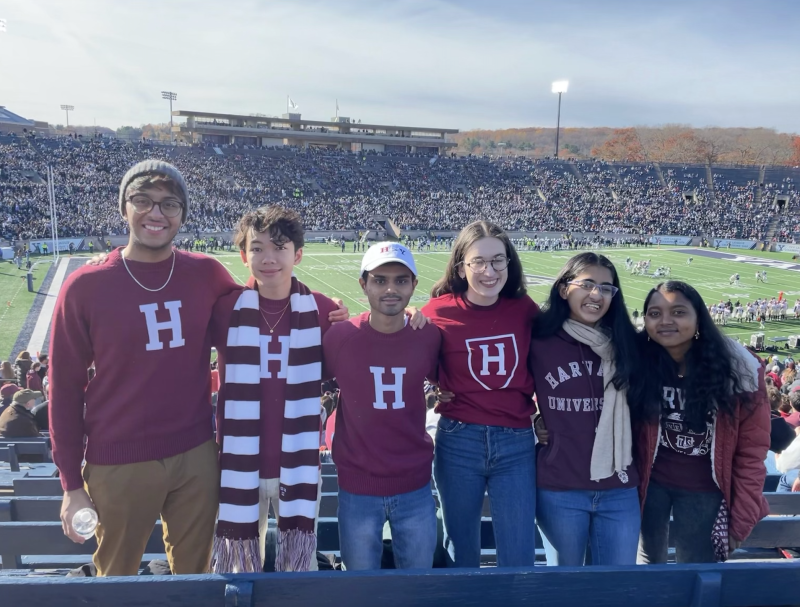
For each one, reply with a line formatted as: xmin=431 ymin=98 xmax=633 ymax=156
xmin=2 ymin=244 xmax=800 ymax=361
xmin=233 ymin=244 xmax=800 ymax=351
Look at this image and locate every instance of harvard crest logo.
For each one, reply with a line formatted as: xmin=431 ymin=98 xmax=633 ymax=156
xmin=465 ymin=334 xmax=519 ymax=390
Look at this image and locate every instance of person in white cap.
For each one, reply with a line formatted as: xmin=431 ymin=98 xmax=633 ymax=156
xmin=322 ymin=242 xmax=442 ymax=570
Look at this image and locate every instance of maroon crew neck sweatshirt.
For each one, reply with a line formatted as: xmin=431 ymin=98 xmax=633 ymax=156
xmin=49 ymin=248 xmax=238 ymax=491
xmin=323 ymin=312 xmax=441 ymax=496
xmin=421 ymin=293 xmax=538 ymax=428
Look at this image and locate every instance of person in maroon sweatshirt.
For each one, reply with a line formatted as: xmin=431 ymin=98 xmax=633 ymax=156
xmin=324 ymin=242 xmax=441 ymax=570
xmin=49 ymin=160 xmax=240 ymax=576
xmin=422 ymin=220 xmax=539 ymax=568
xmin=529 ymin=252 xmax=640 ymax=566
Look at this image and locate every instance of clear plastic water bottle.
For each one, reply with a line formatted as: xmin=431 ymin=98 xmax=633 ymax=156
xmin=72 ymin=507 xmax=98 ymax=539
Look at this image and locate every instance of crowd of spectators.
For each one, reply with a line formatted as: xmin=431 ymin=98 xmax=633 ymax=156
xmin=0 ymin=135 xmax=797 ymax=242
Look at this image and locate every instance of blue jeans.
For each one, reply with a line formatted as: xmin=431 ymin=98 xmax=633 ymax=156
xmin=777 ymin=469 xmax=799 ymax=493
xmin=338 ymin=484 xmax=437 ymax=571
xmin=434 ymin=417 xmax=537 ymax=568
xmin=537 ymin=487 xmax=641 ymax=566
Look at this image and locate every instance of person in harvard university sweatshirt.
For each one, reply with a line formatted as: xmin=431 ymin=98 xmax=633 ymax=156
xmin=530 ymin=252 xmax=640 ymax=566
xmin=422 ymin=221 xmax=539 ymax=568
xmin=324 ymin=242 xmax=442 ymax=570
xmin=49 ymin=161 xmax=240 ymax=576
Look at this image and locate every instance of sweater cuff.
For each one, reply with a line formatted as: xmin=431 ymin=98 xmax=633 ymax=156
xmin=59 ymin=463 xmax=84 ymax=492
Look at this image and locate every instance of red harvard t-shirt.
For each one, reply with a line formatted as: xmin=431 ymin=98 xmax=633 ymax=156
xmin=214 ymin=280 xmax=338 ymax=479
xmin=421 ymin=293 xmax=538 ymax=428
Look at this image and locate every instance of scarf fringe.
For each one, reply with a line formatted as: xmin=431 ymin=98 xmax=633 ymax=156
xmin=276 ymin=529 xmax=316 ymax=572
xmin=211 ymin=536 xmax=262 ymax=574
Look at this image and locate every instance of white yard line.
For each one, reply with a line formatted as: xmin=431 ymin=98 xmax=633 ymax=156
xmin=292 ymin=265 xmax=368 ymax=312
xmin=27 ymin=257 xmax=70 ymax=355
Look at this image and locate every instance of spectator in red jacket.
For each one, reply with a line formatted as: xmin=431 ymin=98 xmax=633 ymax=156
xmin=629 ymin=281 xmax=770 ymax=564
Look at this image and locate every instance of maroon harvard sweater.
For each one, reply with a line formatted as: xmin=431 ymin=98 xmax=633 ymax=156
xmin=529 ymin=330 xmax=639 ymax=491
xmin=422 ymin=293 xmax=539 ymax=428
xmin=323 ymin=312 xmax=441 ymax=496
xmin=49 ymin=248 xmax=238 ymax=491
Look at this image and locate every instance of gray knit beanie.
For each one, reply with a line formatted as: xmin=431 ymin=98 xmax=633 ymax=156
xmin=118 ymin=160 xmax=189 ymax=224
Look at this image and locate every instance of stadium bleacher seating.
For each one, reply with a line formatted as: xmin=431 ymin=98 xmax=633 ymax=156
xmin=2 ymin=136 xmax=799 ymax=242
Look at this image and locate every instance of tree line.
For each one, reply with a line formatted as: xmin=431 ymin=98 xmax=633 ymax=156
xmin=450 ymin=126 xmax=800 ymax=166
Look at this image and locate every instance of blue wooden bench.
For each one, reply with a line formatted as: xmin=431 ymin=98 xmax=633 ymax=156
xmin=0 ymin=437 xmax=52 ymax=460
xmin=8 ymin=475 xmax=339 ymax=495
xmin=0 ymin=562 xmax=799 ymax=607
xmin=0 ymin=517 xmax=495 ymax=570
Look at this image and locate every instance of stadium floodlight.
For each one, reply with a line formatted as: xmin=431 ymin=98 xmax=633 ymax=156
xmin=161 ymin=91 xmax=177 ymax=142
xmin=60 ymin=105 xmax=74 ymax=128
xmin=551 ymin=81 xmax=568 ymax=157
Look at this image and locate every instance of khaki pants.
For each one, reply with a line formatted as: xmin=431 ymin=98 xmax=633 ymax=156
xmin=258 ymin=477 xmax=321 ymax=571
xmin=83 ymin=439 xmax=219 ymax=576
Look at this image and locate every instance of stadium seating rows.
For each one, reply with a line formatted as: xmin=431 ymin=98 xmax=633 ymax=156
xmin=0 ymin=136 xmax=798 ymax=242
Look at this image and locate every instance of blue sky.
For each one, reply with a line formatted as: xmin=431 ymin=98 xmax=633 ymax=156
xmin=0 ymin=0 xmax=797 ymax=132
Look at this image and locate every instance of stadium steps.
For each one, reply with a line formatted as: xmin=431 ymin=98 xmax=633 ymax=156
xmin=608 ymin=164 xmax=623 ymax=185
xmin=567 ymin=163 xmax=584 ymax=183
xmin=756 ymin=165 xmax=766 ymax=205
xmin=765 ymin=214 xmax=781 ymax=240
xmin=705 ymin=165 xmax=715 ymax=201
xmin=653 ymin=163 xmax=667 ymax=188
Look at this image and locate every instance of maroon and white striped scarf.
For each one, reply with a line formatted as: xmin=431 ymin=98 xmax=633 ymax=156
xmin=212 ymin=277 xmax=322 ymax=573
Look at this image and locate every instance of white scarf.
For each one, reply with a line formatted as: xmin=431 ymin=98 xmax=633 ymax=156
xmin=562 ymin=319 xmax=632 ymax=482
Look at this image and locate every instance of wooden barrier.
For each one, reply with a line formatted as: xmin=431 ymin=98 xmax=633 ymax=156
xmin=1 ymin=562 xmax=800 ymax=607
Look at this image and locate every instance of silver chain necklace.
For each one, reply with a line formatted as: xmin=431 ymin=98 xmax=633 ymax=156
xmin=122 ymin=249 xmax=176 ymax=292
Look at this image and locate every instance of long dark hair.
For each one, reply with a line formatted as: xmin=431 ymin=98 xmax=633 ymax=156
xmin=627 ymin=281 xmax=745 ymax=431
xmin=532 ymin=252 xmax=637 ymax=391
xmin=431 ymin=221 xmax=526 ymax=299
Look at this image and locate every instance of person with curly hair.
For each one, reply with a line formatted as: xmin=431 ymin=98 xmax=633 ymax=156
xmin=629 ymin=281 xmax=770 ymax=564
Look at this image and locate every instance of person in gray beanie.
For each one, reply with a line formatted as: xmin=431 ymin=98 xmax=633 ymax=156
xmin=49 ymin=159 xmax=240 ymax=576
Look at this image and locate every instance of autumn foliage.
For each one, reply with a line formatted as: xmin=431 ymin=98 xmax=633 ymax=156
xmin=791 ymin=136 xmax=800 ymax=166
xmin=450 ymin=126 xmax=797 ymax=165
xmin=590 ymin=129 xmax=645 ymax=162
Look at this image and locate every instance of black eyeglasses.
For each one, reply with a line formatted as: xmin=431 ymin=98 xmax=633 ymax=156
xmin=127 ymin=194 xmax=184 ymax=218
xmin=567 ymin=280 xmax=619 ymax=298
xmin=462 ymin=257 xmax=509 ymax=274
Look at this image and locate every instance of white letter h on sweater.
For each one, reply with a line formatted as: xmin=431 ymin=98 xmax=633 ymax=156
xmin=140 ymin=301 xmax=185 ymax=351
xmin=369 ymin=366 xmax=406 ymax=410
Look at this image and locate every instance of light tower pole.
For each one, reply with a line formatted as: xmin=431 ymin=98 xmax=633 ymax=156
xmin=551 ymin=81 xmax=569 ymax=158
xmin=161 ymin=91 xmax=177 ymax=142
xmin=60 ymin=104 xmax=74 ymax=128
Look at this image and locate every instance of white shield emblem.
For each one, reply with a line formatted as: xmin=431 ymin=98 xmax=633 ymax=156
xmin=465 ymin=334 xmax=519 ymax=391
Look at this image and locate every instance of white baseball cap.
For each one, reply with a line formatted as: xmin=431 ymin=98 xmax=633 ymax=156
xmin=360 ymin=242 xmax=417 ymax=277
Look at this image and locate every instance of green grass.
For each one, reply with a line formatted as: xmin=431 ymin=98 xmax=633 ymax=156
xmin=0 ymin=257 xmax=56 ymax=359
xmin=3 ymin=245 xmax=799 ymax=363
xmin=218 ymin=244 xmax=800 ymax=355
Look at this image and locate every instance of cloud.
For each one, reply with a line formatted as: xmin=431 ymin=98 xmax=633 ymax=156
xmin=0 ymin=0 xmax=797 ymax=133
